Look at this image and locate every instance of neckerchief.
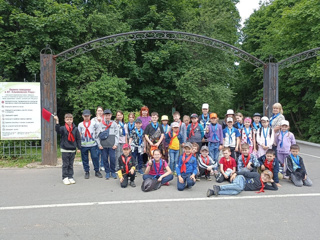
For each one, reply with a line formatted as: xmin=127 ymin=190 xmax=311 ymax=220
xmin=162 ymin=124 xmax=168 ymax=133
xmin=135 ymin=128 xmax=143 ymax=146
xmin=264 ymin=159 xmax=274 ymax=172
xmin=201 ymin=155 xmax=210 ymax=165
xmin=262 ymin=127 xmax=269 ymax=146
xmin=152 ymin=159 xmax=163 ymax=178
xmin=270 ymin=113 xmax=280 ymax=127
xmin=151 ymin=122 xmax=158 ymax=131
xmin=244 ymin=127 xmax=252 ymax=144
xmin=253 ymin=122 xmax=261 ymax=130
xmin=290 ymin=154 xmax=301 ymax=168
xmin=237 ymin=122 xmax=244 ymax=130
xmin=256 ymin=177 xmax=265 ymax=193
xmin=211 ymin=124 xmax=219 ymax=141
xmin=65 ymin=123 xmax=75 ymax=142
xmin=128 ymin=122 xmax=135 ymax=133
xmin=202 ymin=114 xmax=209 ymax=129
xmin=189 ymin=122 xmax=198 ymax=139
xmin=241 ymin=154 xmax=250 ymax=167
xmin=102 ymin=119 xmax=112 ymax=131
xmin=280 ymin=130 xmax=288 ymax=148
xmin=168 ymin=131 xmax=179 ymax=146
xmin=227 ymin=127 xmax=235 ymax=144
xmin=121 ymin=155 xmax=131 ymax=174
xmin=118 ymin=121 xmax=126 ymax=136
xmin=181 ymin=153 xmax=192 ymax=173
xmin=83 ymin=120 xmax=92 ymax=138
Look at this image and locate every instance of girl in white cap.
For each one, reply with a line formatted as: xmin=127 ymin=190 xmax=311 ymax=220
xmin=222 ymin=109 xmax=236 ymax=129
xmin=256 ymin=116 xmax=275 ymax=157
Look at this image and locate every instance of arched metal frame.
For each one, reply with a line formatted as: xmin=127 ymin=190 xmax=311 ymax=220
xmin=54 ymin=30 xmax=266 ymax=68
xmin=278 ymin=47 xmax=320 ymax=69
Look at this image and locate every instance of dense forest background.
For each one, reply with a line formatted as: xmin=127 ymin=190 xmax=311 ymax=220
xmin=0 ymin=0 xmax=319 ymax=142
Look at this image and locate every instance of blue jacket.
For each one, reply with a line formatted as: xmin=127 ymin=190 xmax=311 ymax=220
xmin=176 ymin=154 xmax=198 ymax=176
xmin=258 ymin=155 xmax=280 ymax=183
xmin=165 ymin=130 xmax=184 ymax=145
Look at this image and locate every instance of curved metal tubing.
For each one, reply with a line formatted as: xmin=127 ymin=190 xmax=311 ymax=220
xmin=278 ymin=47 xmax=320 ymax=69
xmin=54 ymin=30 xmax=266 ymax=67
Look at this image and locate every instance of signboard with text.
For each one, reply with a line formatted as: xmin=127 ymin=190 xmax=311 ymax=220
xmin=0 ymin=82 xmax=41 ymax=140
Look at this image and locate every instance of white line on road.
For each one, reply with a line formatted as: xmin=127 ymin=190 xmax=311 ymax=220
xmin=1 ymin=193 xmax=320 ymax=211
xmin=300 ymin=152 xmax=320 ymax=159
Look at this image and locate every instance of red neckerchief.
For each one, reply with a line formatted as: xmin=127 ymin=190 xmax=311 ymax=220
xmin=241 ymin=154 xmax=250 ymax=167
xmin=102 ymin=119 xmax=112 ymax=130
xmin=201 ymin=155 xmax=209 ymax=165
xmin=189 ymin=122 xmax=198 ymax=139
xmin=83 ymin=120 xmax=92 ymax=138
xmin=256 ymin=177 xmax=265 ymax=193
xmin=181 ymin=153 xmax=192 ymax=173
xmin=65 ymin=123 xmax=75 ymax=142
xmin=121 ymin=155 xmax=132 ymax=174
xmin=264 ymin=159 xmax=274 ymax=172
xmin=168 ymin=131 xmax=179 ymax=146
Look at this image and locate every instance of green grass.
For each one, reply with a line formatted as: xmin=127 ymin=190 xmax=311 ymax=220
xmin=0 ymin=156 xmax=42 ymax=168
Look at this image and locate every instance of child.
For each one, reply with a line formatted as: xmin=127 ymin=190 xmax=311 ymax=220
xmin=115 ymin=110 xmax=127 ymax=169
xmin=165 ymin=122 xmax=184 ymax=174
xmin=207 ymin=170 xmax=278 ymax=197
xmin=258 ymin=149 xmax=282 ymax=187
xmin=256 ymin=116 xmax=274 ymax=157
xmin=240 ymin=117 xmax=256 ymax=154
xmin=161 ymin=115 xmax=170 ymax=161
xmin=199 ymin=103 xmax=211 ymax=145
xmin=234 ymin=112 xmax=244 ymax=131
xmin=137 ymin=106 xmax=151 ymax=131
xmin=129 ymin=118 xmax=144 ymax=174
xmin=91 ymin=106 xmax=104 ymax=171
xmin=197 ymin=146 xmax=217 ymax=181
xmin=187 ymin=113 xmax=204 ymax=151
xmin=96 ymin=109 xmax=119 ymax=180
xmin=222 ymin=109 xmax=236 ymax=129
xmin=143 ymin=149 xmax=174 ymax=186
xmin=222 ymin=117 xmax=240 ymax=159
xmin=54 ymin=114 xmax=81 ymax=185
xmin=183 ymin=115 xmax=190 ymax=128
xmin=117 ymin=144 xmax=136 ymax=188
xmin=252 ymin=113 xmax=262 ymax=133
xmin=78 ymin=109 xmax=102 ymax=179
xmin=205 ymin=113 xmax=223 ymax=163
xmin=176 ymin=142 xmax=198 ymax=191
xmin=171 ymin=111 xmax=187 ymax=146
xmin=275 ymin=120 xmax=296 ymax=175
xmin=191 ymin=142 xmax=200 ymax=158
xmin=126 ymin=112 xmax=136 ymax=143
xmin=216 ymin=147 xmax=237 ymax=183
xmin=237 ymin=143 xmax=260 ymax=174
xmin=285 ymin=144 xmax=312 ymax=187
xmin=144 ymin=112 xmax=165 ymax=159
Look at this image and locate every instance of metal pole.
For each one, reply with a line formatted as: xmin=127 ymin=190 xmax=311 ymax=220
xmin=263 ymin=63 xmax=279 ymax=117
xmin=40 ymin=54 xmax=57 ymax=165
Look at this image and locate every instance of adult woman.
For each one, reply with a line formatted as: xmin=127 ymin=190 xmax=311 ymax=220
xmin=91 ymin=106 xmax=104 ymax=171
xmin=269 ymin=103 xmax=285 ymax=133
xmin=136 ymin=106 xmax=151 ymax=130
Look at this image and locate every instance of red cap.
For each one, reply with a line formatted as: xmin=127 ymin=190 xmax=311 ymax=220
xmin=122 ymin=143 xmax=130 ymax=150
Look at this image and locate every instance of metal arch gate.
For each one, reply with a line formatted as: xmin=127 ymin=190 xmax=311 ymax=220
xmin=40 ymin=30 xmax=320 ymax=165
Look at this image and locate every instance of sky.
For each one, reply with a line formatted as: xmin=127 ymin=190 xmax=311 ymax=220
xmin=236 ymin=0 xmax=262 ymax=27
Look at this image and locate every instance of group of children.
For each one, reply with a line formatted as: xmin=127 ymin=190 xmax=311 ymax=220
xmin=53 ymin=102 xmax=312 ymax=196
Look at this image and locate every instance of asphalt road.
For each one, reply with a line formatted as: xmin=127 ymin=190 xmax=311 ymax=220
xmin=0 ymin=143 xmax=319 ymax=240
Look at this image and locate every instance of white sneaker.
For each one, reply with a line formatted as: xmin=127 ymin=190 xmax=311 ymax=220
xmin=69 ymin=178 xmax=76 ymax=184
xmin=63 ymin=178 xmax=71 ymax=185
xmin=100 ymin=167 xmax=105 ymax=171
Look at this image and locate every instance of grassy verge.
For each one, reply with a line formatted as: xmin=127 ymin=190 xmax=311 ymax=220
xmin=0 ymin=156 xmax=42 ymax=168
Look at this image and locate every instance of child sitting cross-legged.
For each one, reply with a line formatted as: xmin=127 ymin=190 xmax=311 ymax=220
xmin=117 ymin=144 xmax=136 ymax=188
xmin=207 ymin=170 xmax=278 ymax=197
xmin=237 ymin=143 xmax=260 ymax=174
xmin=258 ymin=149 xmax=282 ymax=187
xmin=197 ymin=146 xmax=217 ymax=181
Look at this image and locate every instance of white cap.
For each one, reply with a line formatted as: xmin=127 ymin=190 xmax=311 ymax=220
xmin=281 ymin=120 xmax=289 ymax=126
xmin=171 ymin=122 xmax=179 ymax=128
xmin=261 ymin=116 xmax=269 ymax=121
xmin=227 ymin=117 xmax=234 ymax=123
xmin=202 ymin=103 xmax=209 ymax=109
xmin=226 ymin=109 xmax=234 ymax=115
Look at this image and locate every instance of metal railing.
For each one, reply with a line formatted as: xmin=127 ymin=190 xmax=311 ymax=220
xmin=0 ymin=140 xmax=41 ymax=159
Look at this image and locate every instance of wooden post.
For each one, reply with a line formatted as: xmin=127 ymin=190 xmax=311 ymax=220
xmin=40 ymin=54 xmax=57 ymax=165
xmin=263 ymin=63 xmax=279 ymax=117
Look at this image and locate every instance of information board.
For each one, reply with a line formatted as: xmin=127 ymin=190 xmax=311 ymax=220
xmin=0 ymin=82 xmax=41 ymax=140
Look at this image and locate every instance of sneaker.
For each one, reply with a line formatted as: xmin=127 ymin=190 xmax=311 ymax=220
xmin=162 ymin=182 xmax=170 ymax=186
xmin=95 ymin=171 xmax=103 ymax=178
xmin=283 ymin=175 xmax=289 ymax=179
xmin=85 ymin=172 xmax=90 ymax=179
xmin=100 ymin=166 xmax=105 ymax=171
xmin=63 ymin=178 xmax=71 ymax=185
xmin=105 ymin=173 xmax=110 ymax=180
xmin=207 ymin=176 xmax=212 ymax=181
xmin=173 ymin=172 xmax=177 ymax=176
xmin=213 ymin=185 xmax=220 ymax=196
xmin=138 ymin=169 xmax=144 ymax=175
xmin=69 ymin=178 xmax=76 ymax=184
xmin=130 ymin=181 xmax=136 ymax=187
xmin=207 ymin=189 xmax=214 ymax=197
xmin=196 ymin=176 xmax=200 ymax=181
xmin=111 ymin=172 xmax=117 ymax=179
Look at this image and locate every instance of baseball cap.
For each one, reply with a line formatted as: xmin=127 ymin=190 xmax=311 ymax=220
xmin=103 ymin=109 xmax=112 ymax=114
xmin=202 ymin=103 xmax=209 ymax=109
xmin=200 ymin=146 xmax=209 ymax=152
xmin=82 ymin=109 xmax=91 ymax=116
xmin=281 ymin=120 xmax=289 ymax=126
xmin=225 ymin=109 xmax=234 ymax=115
xmin=122 ymin=143 xmax=130 ymax=150
xmin=135 ymin=118 xmax=142 ymax=123
xmin=227 ymin=117 xmax=234 ymax=123
xmin=253 ymin=113 xmax=261 ymax=117
xmin=190 ymin=113 xmax=198 ymax=118
xmin=261 ymin=116 xmax=269 ymax=121
xmin=161 ymin=115 xmax=169 ymax=121
xmin=183 ymin=142 xmax=192 ymax=149
xmin=172 ymin=122 xmax=179 ymax=128
xmin=210 ymin=113 xmax=218 ymax=119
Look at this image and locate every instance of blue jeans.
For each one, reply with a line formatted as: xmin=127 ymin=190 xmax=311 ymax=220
xmin=101 ymin=148 xmax=116 ymax=174
xmin=97 ymin=148 xmax=103 ymax=168
xmin=177 ymin=173 xmax=196 ymax=191
xmin=169 ymin=149 xmax=180 ymax=172
xmin=132 ymin=147 xmax=143 ymax=170
xmin=208 ymin=142 xmax=220 ymax=163
xmin=219 ymin=175 xmax=245 ymax=195
xmin=81 ymin=145 xmax=99 ymax=172
xmin=143 ymin=174 xmax=174 ymax=184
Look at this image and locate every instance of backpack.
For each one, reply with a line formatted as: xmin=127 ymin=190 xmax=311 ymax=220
xmin=141 ymin=178 xmax=161 ymax=192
